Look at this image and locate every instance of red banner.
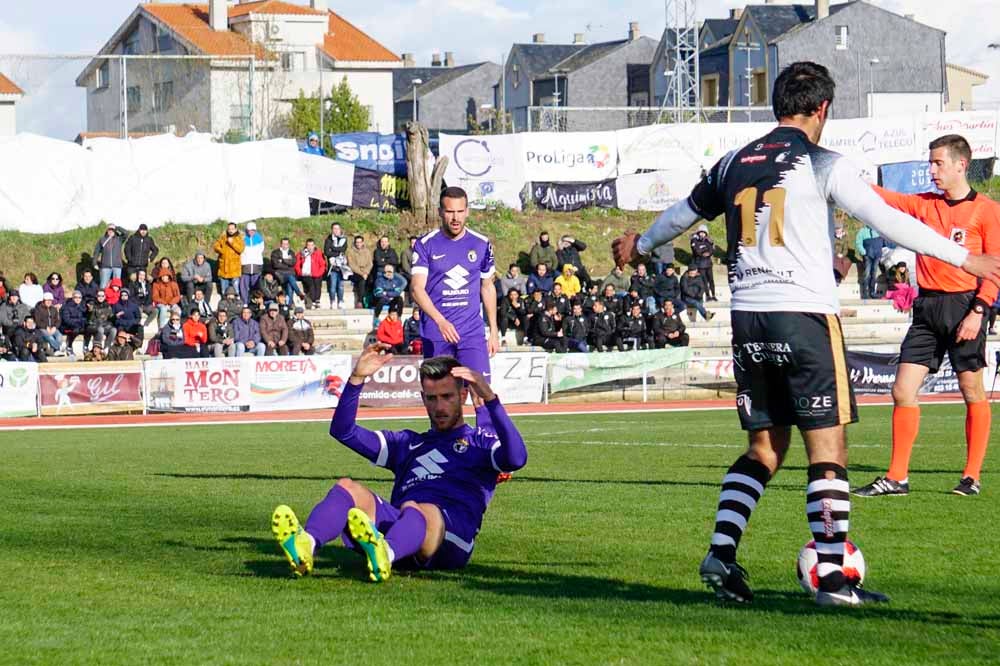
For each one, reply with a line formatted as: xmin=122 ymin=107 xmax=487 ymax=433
xmin=355 ymin=355 xmax=424 ymax=408
xmin=38 ymin=362 xmax=144 ymax=416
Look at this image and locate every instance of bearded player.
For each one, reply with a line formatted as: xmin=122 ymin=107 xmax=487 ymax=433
xmin=613 ymin=62 xmax=1000 ymax=606
xmin=854 ymin=135 xmax=1000 ymax=498
xmin=270 ymin=346 xmax=527 ymax=581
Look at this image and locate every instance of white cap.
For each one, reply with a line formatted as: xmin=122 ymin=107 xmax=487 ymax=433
xmin=43 ymin=292 xmax=53 ymax=299
xmin=246 ymin=221 xmax=257 ymax=230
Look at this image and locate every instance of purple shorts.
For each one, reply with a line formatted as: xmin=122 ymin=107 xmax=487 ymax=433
xmin=421 ymin=337 xmax=491 ymax=382
xmin=341 ymin=494 xmax=478 ymax=570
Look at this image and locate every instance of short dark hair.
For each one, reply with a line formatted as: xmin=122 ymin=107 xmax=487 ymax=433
xmin=189 ymin=308 xmax=200 ymax=316
xmin=281 ymin=237 xmax=290 ymax=243
xmin=419 ymin=355 xmax=462 ymax=388
xmin=440 ymin=186 xmax=468 ymax=206
xmin=772 ymin=61 xmax=835 ymax=120
xmin=929 ymin=134 xmax=972 ymax=164
xmin=354 ymin=235 xmax=364 ymax=242
xmin=305 ymin=238 xmax=315 ymax=244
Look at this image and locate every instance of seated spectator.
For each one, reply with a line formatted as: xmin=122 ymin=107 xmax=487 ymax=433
xmin=13 ymin=315 xmax=47 ymax=362
xmin=45 ymin=273 xmax=66 ymax=308
xmin=0 ymin=271 xmax=7 ymax=302
xmin=179 ymin=251 xmax=214 ymax=301
xmin=60 ymin=290 xmax=88 ymax=357
xmin=127 ymin=269 xmax=156 ymax=327
xmin=588 ymin=299 xmax=617 ymax=352
xmin=375 ymin=307 xmax=405 ymax=354
xmin=259 ymin=271 xmax=282 ymax=304
xmin=550 ymin=283 xmax=570 ymax=317
xmin=403 ymin=307 xmax=422 ymax=354
xmin=500 ymin=288 xmax=526 ymax=346
xmin=0 ymin=328 xmax=13 ymax=361
xmin=533 ymin=300 xmax=567 ymax=353
xmin=86 ymin=290 xmax=115 ymax=352
xmin=248 ymin=289 xmax=268 ymax=321
xmin=833 ymin=224 xmax=852 ymax=285
xmin=556 ymin=236 xmax=591 ymax=288
xmin=217 ymin=286 xmax=243 ymax=322
xmin=272 ymin=237 xmax=306 ymax=305
xmin=19 ymin=273 xmax=44 ymax=309
xmin=370 ymin=235 xmax=399 ymax=291
xmin=622 ymin=287 xmax=644 ymax=315
xmin=183 ymin=308 xmax=210 ymax=357
xmin=158 ymin=312 xmax=194 ymax=359
xmin=274 ymin=291 xmax=293 ymax=321
xmin=599 ymin=284 xmax=623 ymax=318
xmin=152 ymin=270 xmax=181 ymax=327
xmin=75 ymin=270 xmax=99 ymax=304
xmin=288 ymin=307 xmax=315 ymax=356
xmin=886 ymin=261 xmax=917 ymax=313
xmin=600 ymin=265 xmax=630 ymax=298
xmin=554 ymin=264 xmax=581 ymax=300
xmin=581 ymin=283 xmax=601 ymax=315
xmin=617 ymin=303 xmax=648 ymax=351
xmin=680 ymin=266 xmax=713 ymax=321
xmin=113 ymin=289 xmax=143 ymax=349
xmin=151 ymin=257 xmax=176 ymax=281
xmin=650 ymin=300 xmax=689 ymax=348
xmin=208 ymin=309 xmax=236 ymax=358
xmin=295 ymin=238 xmax=327 ymax=310
xmin=529 ymin=231 xmax=558 ymax=274
xmin=499 ymin=264 xmax=527 ymax=299
xmin=33 ymin=292 xmax=63 ymax=356
xmin=523 ymin=290 xmax=545 ymax=342
xmin=104 ymin=277 xmax=123 ymax=306
xmin=371 ymin=264 xmax=407 ymax=325
xmin=0 ymin=292 xmax=30 ymax=340
xmin=259 ymin=303 xmax=289 ymax=356
xmin=562 ymin=302 xmax=589 ymax=353
xmin=106 ymin=330 xmax=136 ymax=361
xmin=526 ymin=263 xmax=554 ymax=296
xmin=630 ymin=263 xmax=656 ymax=314
xmin=653 ymin=264 xmax=683 ymax=311
xmin=182 ymin=287 xmax=214 ymax=321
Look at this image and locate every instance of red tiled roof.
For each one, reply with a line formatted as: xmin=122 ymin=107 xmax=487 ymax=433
xmin=0 ymin=72 xmax=24 ymax=95
xmin=143 ymin=4 xmax=262 ymax=57
xmin=228 ymin=0 xmax=326 ymax=18
xmin=321 ymin=11 xmax=400 ymax=63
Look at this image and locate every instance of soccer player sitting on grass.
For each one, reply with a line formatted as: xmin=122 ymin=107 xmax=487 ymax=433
xmin=270 ymin=346 xmax=527 ymax=582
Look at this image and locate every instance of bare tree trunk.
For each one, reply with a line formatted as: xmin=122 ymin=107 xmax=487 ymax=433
xmin=428 ymin=155 xmax=448 ymax=225
xmin=405 ymin=121 xmax=429 ymax=224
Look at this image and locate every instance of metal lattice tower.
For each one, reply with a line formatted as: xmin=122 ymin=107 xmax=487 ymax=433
xmin=659 ymin=0 xmax=700 ymax=123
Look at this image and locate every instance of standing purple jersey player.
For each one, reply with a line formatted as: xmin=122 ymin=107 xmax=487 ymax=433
xmin=270 ymin=346 xmax=527 ymax=582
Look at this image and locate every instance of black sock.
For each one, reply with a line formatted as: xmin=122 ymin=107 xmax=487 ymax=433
xmin=807 ymin=462 xmax=850 ymax=592
xmin=708 ymin=455 xmax=771 ymax=563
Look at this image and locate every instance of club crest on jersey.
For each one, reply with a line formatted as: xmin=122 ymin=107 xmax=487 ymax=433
xmin=412 ymin=251 xmax=419 ymax=263
xmin=950 ymin=228 xmax=966 ymax=246
xmin=453 ymin=438 xmax=469 ymax=454
xmin=468 ymin=250 xmax=477 ymax=262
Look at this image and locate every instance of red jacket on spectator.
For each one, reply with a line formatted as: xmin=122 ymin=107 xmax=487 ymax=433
xmin=104 ymin=277 xmax=123 ymax=305
xmin=295 ymin=249 xmax=327 ymax=277
xmin=152 ymin=273 xmax=181 ymax=307
xmin=376 ymin=317 xmax=404 ymax=347
xmin=182 ymin=318 xmax=208 ymax=346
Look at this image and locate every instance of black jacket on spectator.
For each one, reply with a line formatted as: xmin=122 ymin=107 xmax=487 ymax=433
xmin=556 ymin=239 xmax=591 ymax=285
xmin=270 ymin=247 xmax=297 ymax=278
xmin=182 ymin=296 xmax=214 ymax=320
xmin=0 ymin=330 xmax=13 ymax=360
xmin=680 ymin=274 xmax=705 ymax=302
xmin=534 ymin=312 xmax=567 ymax=352
xmin=403 ymin=316 xmax=420 ymax=347
xmin=653 ymin=273 xmax=680 ymax=302
xmin=617 ymin=312 xmax=647 ymax=349
xmin=323 ymin=234 xmax=348 ymax=260
xmin=372 ymin=247 xmax=399 ymax=273
xmin=75 ymin=279 xmax=99 ymax=304
xmin=87 ymin=301 xmax=114 ymax=329
xmin=127 ymin=278 xmax=153 ymax=309
xmin=94 ymin=229 xmax=126 ymax=269
xmin=33 ymin=302 xmax=60 ymax=329
xmin=500 ymin=298 xmax=526 ymax=336
xmin=124 ymin=233 xmax=159 ymax=272
xmin=524 ymin=298 xmax=545 ymax=341
xmin=259 ymin=277 xmax=283 ymax=302
xmin=630 ymin=273 xmax=655 ymax=299
xmin=13 ymin=326 xmax=45 ymax=361
xmin=562 ymin=313 xmax=589 ymax=343
xmin=113 ymin=299 xmax=142 ymax=330
xmin=60 ymin=300 xmax=87 ymax=332
xmin=589 ymin=311 xmax=617 ymax=351
xmin=690 ymin=236 xmax=715 ymax=269
xmin=600 ymin=294 xmax=623 ymax=318
xmin=551 ymin=294 xmax=570 ymax=317
xmin=651 ymin=311 xmax=688 ymax=347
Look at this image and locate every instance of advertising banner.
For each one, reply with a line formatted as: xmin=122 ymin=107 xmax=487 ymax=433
xmin=615 ymin=124 xmax=704 ymax=174
xmin=38 ymin=362 xmax=143 ymax=416
xmin=527 ymin=180 xmax=618 ymax=212
xmin=697 ymin=122 xmax=773 ymax=169
xmin=0 ymin=362 xmax=39 ymax=418
xmin=819 ymin=115 xmax=921 ymax=166
xmin=847 ymin=351 xmax=960 ymax=395
xmin=879 ymin=161 xmax=939 ymax=194
xmin=489 ymin=352 xmax=547 ymax=404
xmin=521 ymin=131 xmax=619 ymax=182
xmin=439 ymin=133 xmax=526 ymax=210
xmin=355 ymin=355 xmax=424 ymax=408
xmin=351 ymin=167 xmax=410 ymax=211
xmin=144 ymin=358 xmax=250 ymax=413
xmin=248 ymin=355 xmax=353 ymax=412
xmin=918 ymin=111 xmax=998 ymax=159
xmin=548 ymin=348 xmax=690 ymax=394
xmin=615 ymin=169 xmax=702 ymax=211
xmin=300 ymin=152 xmax=354 ymax=205
xmin=331 ymin=132 xmax=407 ymax=175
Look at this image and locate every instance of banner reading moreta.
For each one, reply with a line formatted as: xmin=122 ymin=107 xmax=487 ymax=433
xmin=249 ymin=354 xmax=353 ymax=412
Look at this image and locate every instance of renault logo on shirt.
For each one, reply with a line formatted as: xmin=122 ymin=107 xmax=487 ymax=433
xmin=443 ymin=265 xmax=471 ymax=291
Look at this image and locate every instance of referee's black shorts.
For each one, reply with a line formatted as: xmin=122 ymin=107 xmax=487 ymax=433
xmin=731 ymin=311 xmax=857 ymax=432
xmin=899 ymin=290 xmax=987 ymax=374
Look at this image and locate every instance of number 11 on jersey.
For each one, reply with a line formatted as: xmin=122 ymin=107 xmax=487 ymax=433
xmin=735 ymin=187 xmax=787 ymax=247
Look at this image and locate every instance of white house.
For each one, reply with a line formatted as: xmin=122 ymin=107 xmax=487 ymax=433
xmin=75 ymin=0 xmax=400 ymax=139
xmin=0 ymin=73 xmax=24 ymax=137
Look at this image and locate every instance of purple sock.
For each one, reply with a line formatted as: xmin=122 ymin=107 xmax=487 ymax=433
xmin=305 ymin=484 xmax=354 ymax=548
xmin=384 ymin=507 xmax=427 ymax=562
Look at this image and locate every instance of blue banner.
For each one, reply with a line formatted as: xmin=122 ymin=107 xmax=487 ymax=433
xmin=879 ymin=161 xmax=940 ymax=194
xmin=330 ymin=132 xmax=407 ymax=175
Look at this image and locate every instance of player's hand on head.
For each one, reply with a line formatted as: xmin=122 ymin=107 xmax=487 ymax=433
xmin=450 ymin=366 xmax=495 ymax=401
xmin=961 ymin=253 xmax=1000 ymax=286
xmin=352 ymin=343 xmax=394 ymax=380
xmin=611 ymin=231 xmax=642 ymax=268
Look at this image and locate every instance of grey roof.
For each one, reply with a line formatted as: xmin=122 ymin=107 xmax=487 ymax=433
xmin=744 ymin=2 xmax=850 ymax=43
xmin=702 ymin=18 xmax=739 ymax=43
xmin=550 ymin=39 xmax=629 ymax=73
xmin=395 ymin=63 xmax=493 ymax=102
xmin=509 ymin=43 xmax=586 ymax=80
xmin=393 ymin=67 xmax=450 ymax=102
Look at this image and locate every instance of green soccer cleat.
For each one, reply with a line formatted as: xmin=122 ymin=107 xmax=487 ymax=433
xmin=347 ymin=507 xmax=392 ymax=583
xmin=271 ymin=505 xmax=315 ymax=577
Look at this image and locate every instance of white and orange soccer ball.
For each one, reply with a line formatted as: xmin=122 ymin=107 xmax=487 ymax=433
xmin=796 ymin=539 xmax=866 ymax=594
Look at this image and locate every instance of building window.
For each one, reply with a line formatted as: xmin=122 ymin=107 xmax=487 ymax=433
xmin=835 ymin=25 xmax=848 ymax=50
xmin=752 ymin=70 xmax=767 ymax=105
xmin=153 ymin=81 xmax=174 ymax=112
xmin=155 ymin=25 xmax=173 ymax=53
xmin=127 ymin=86 xmax=141 ymax=113
xmin=512 ymin=63 xmax=520 ymax=88
xmin=124 ymin=30 xmax=140 ymax=56
xmin=702 ymin=75 xmax=719 ymax=106
xmin=230 ymin=104 xmax=251 ymax=134
xmin=281 ymin=52 xmax=294 ymax=71
xmin=97 ymin=61 xmax=110 ymax=90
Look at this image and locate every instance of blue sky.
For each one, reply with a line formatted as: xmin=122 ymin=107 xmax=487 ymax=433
xmin=2 ymin=0 xmax=998 ymax=139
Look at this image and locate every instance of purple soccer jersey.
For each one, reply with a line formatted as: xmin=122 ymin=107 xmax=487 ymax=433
xmin=411 ymin=228 xmax=495 ymax=341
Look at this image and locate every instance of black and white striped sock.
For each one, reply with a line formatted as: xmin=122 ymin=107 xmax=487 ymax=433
xmin=807 ymin=462 xmax=851 ymax=592
xmin=709 ymin=455 xmax=771 ymax=564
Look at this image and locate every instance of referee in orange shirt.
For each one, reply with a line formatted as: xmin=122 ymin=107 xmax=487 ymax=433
xmin=855 ymin=135 xmax=1000 ymax=497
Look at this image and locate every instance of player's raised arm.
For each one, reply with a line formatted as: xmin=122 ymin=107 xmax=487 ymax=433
xmin=329 ymin=344 xmax=396 ymax=463
xmin=451 ymin=366 xmax=527 ymax=472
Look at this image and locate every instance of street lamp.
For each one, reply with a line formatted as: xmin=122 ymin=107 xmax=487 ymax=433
xmin=411 ymin=78 xmax=422 ymax=121
xmin=868 ymin=57 xmax=879 ymax=118
xmin=480 ymin=103 xmax=494 ymax=133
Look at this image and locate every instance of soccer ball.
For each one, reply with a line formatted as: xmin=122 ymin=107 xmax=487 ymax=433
xmin=796 ymin=539 xmax=866 ymax=594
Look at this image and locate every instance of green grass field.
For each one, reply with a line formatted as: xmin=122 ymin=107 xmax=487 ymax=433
xmin=2 ymin=404 xmax=998 ymax=665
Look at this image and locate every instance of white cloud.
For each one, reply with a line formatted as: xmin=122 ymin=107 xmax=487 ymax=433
xmin=445 ymin=0 xmax=529 ymax=22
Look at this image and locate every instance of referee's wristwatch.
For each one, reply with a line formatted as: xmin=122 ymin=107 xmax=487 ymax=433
xmin=972 ymin=299 xmax=988 ymax=315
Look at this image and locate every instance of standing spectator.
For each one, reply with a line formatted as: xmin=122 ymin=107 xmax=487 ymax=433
xmin=554 ymin=264 xmax=581 ymax=300
xmin=617 ymin=303 xmax=648 ymax=351
xmin=259 ymin=272 xmax=282 ymax=304
xmin=371 ymin=264 xmax=407 ymax=325
xmin=127 ymin=269 xmax=155 ymax=326
xmin=600 ymin=265 xmax=630 ymax=298
xmin=653 ymin=264 xmax=682 ymax=311
xmin=182 ymin=309 xmax=209 ymax=357
xmin=86 ymin=290 xmax=115 ymax=351
xmin=630 ymin=263 xmax=657 ymax=314
xmin=13 ymin=315 xmax=47 ymax=362
xmin=112 ymin=288 xmax=143 ymax=348
xmin=855 ymin=225 xmax=881 ymax=299
xmin=240 ymin=221 xmax=266 ymax=303
xmin=346 ymin=235 xmax=372 ymax=308
xmin=0 ymin=272 xmax=6 ymax=302
xmin=124 ymin=224 xmax=158 ymax=279
xmin=60 ymin=291 xmax=88 ymax=357
xmin=323 ymin=225 xmax=350 ymax=309
xmin=288 ymin=307 xmax=315 ymax=356
xmin=152 ymin=270 xmax=181 ymax=327
xmin=690 ymin=224 xmax=717 ymax=301
xmin=557 ymin=235 xmax=591 ymax=287
xmin=529 ymin=231 xmax=558 ymax=273
xmin=259 ymin=303 xmax=289 ymax=356
xmin=600 ymin=283 xmax=623 ymax=318
xmin=106 ymin=330 xmax=136 ymax=361
xmin=588 ymin=299 xmax=617 ymax=352
xmin=75 ymin=270 xmax=99 ymax=304
xmin=680 ymin=266 xmax=713 ymax=321
xmin=0 ymin=291 xmax=30 ymax=339
xmin=45 ymin=273 xmax=66 ymax=308
xmin=158 ymin=312 xmax=192 ymax=359
xmin=398 ymin=236 xmax=418 ymax=287
xmin=19 ymin=273 xmax=44 ymax=309
xmin=302 ymin=131 xmax=326 ymax=215
xmin=499 ymin=264 xmax=527 ymax=299
xmin=94 ymin=223 xmax=126 ymax=288
xmin=179 ymin=251 xmax=214 ymax=301
xmin=526 ymin=263 xmax=553 ymax=296
xmin=562 ymin=302 xmax=590 ymax=353
xmin=272 ymin=237 xmax=306 ymax=305
xmin=208 ymin=309 xmax=237 ymax=358
xmin=33 ymin=292 xmax=63 ymax=355
xmin=218 ymin=286 xmax=243 ymax=321
xmin=233 ymin=306 xmax=265 ymax=356
xmin=833 ymin=224 xmax=852 ymax=285
xmin=533 ymin=300 xmax=567 ymax=353
xmin=213 ymin=222 xmax=246 ymax=302
xmin=375 ymin=307 xmax=405 ymax=353
xmin=651 ymin=241 xmax=675 ymax=277
xmin=295 ymin=238 xmax=327 ymax=310
xmin=499 ymin=288 xmax=526 ymax=345
xmin=651 ymin=300 xmax=689 ymax=348
xmin=151 ymin=257 xmax=176 ymax=281
xmin=369 ymin=236 xmax=399 ymax=293
xmin=403 ymin=307 xmax=422 ymax=354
